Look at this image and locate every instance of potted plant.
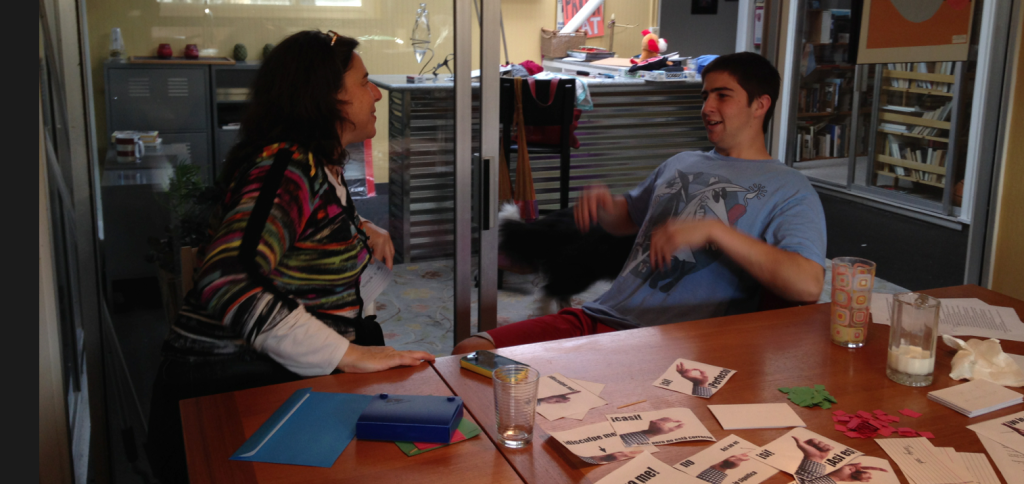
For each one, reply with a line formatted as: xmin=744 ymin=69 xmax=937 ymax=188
xmin=147 ymin=162 xmax=217 ymax=323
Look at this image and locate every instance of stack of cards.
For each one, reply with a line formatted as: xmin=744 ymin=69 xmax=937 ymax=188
xmin=927 ymin=379 xmax=1023 ymax=417
xmin=535 ymin=373 xmax=607 ymax=421
xmin=876 ymin=437 xmax=999 ymax=484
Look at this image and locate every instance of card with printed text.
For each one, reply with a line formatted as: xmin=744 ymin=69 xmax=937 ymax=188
xmin=750 ymin=428 xmax=864 ymax=477
xmin=536 ymin=373 xmax=608 ymax=421
xmin=594 ymin=452 xmax=702 ymax=484
xmin=605 ymin=408 xmax=716 ymax=446
xmin=548 ymin=421 xmax=657 ymax=465
xmin=673 ymin=435 xmax=778 ymax=484
xmin=653 ymin=358 xmax=736 ymax=398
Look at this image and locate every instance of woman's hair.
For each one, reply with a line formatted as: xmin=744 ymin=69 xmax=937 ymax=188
xmin=219 ymin=30 xmax=360 ymax=189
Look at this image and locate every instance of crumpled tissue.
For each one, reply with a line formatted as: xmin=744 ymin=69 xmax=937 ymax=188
xmin=942 ymin=335 xmax=1024 ymax=387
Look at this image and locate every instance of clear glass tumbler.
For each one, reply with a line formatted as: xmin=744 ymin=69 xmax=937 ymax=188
xmin=492 ymin=365 xmax=540 ymax=448
xmin=886 ymin=293 xmax=940 ymax=387
xmin=830 ymin=257 xmax=876 ymax=348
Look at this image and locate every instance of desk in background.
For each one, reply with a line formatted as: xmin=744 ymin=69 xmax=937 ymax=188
xmin=434 ymin=285 xmax=1024 ymax=484
xmin=180 ymin=364 xmax=523 ymax=484
xmin=370 ymin=74 xmax=708 ymax=263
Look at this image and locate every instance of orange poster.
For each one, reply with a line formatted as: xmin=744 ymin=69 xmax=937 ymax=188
xmin=562 ymin=0 xmax=604 ymax=38
xmin=857 ymin=0 xmax=974 ymax=64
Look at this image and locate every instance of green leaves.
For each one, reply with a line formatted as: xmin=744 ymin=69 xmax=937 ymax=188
xmin=779 ymin=385 xmax=837 ymax=409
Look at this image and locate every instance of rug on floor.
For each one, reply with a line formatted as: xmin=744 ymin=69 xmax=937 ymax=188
xmin=375 ymin=258 xmax=909 ymax=356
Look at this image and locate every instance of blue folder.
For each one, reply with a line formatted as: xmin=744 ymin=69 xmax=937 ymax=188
xmin=230 ymin=388 xmax=373 ymax=468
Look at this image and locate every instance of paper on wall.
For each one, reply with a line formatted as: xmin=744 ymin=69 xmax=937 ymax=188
xmin=605 ymin=408 xmax=716 ymax=446
xmin=672 ymin=435 xmax=778 ymax=484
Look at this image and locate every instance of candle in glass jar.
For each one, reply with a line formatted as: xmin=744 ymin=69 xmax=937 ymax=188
xmin=887 ymin=344 xmax=934 ymax=375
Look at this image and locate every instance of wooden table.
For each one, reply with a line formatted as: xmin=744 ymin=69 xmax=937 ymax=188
xmin=180 ymin=364 xmax=523 ymax=484
xmin=434 ymin=285 xmax=1024 ymax=484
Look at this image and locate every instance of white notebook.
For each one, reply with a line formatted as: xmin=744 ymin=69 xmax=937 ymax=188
xmin=927 ymin=379 xmax=1023 ymax=417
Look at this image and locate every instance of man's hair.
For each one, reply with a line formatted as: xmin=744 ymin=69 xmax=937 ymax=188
xmin=701 ymin=52 xmax=781 ymax=133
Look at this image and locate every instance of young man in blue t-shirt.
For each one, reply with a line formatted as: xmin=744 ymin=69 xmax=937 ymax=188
xmin=453 ymin=52 xmax=827 ymax=354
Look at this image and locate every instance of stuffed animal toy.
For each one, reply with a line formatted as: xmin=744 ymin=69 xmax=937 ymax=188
xmin=631 ymin=29 xmax=667 ymax=64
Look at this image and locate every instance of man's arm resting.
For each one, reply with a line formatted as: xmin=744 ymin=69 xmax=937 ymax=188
xmin=709 ymin=223 xmax=823 ymax=303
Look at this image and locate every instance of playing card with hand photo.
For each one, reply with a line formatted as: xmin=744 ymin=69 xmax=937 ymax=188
xmin=653 ymin=358 xmax=736 ymax=398
xmin=606 ymin=408 xmax=716 ymax=447
xmin=548 ymin=421 xmax=657 ymax=466
xmin=673 ymin=435 xmax=778 ymax=484
xmin=751 ymin=428 xmax=863 ymax=479
xmin=536 ymin=373 xmax=608 ymax=421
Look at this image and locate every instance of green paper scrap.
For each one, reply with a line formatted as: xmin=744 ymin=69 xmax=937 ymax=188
xmin=779 ymin=385 xmax=837 ymax=409
xmin=394 ymin=418 xmax=482 ymax=457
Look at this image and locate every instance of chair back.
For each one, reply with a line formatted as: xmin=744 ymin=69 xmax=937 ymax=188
xmin=499 ymin=77 xmax=576 ymax=129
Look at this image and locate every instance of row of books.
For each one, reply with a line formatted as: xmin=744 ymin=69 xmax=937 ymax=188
xmin=883 ymin=134 xmax=946 ymax=183
xmin=798 ymin=79 xmax=844 ymax=114
xmin=880 ymin=102 xmax=952 ymax=137
xmin=796 ymin=123 xmax=846 ymax=161
xmin=886 ymin=62 xmax=955 ymax=92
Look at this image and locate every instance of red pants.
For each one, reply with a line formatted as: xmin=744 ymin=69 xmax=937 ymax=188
xmin=485 ymin=308 xmax=618 ymax=348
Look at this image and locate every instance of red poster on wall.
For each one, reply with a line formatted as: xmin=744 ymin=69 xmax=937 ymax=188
xmin=562 ymin=0 xmax=604 ymax=38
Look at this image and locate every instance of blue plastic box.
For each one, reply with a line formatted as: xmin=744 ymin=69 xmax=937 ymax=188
xmin=355 ymin=393 xmax=464 ymax=443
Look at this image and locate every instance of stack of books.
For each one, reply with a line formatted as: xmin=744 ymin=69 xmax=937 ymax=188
xmin=927 ymin=379 xmax=1023 ymax=417
xmin=566 ymin=47 xmax=614 ymax=61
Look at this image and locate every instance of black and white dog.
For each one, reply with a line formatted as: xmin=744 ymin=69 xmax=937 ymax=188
xmin=498 ymin=203 xmax=636 ymax=314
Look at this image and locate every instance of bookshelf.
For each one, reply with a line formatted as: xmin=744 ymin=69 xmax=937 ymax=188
xmin=790 ymin=5 xmax=855 ymax=165
xmin=868 ymin=62 xmax=962 ymax=204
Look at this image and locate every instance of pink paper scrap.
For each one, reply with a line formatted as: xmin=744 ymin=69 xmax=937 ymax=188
xmin=846 ymin=418 xmax=862 ymax=430
xmin=833 ymin=410 xmax=848 ymax=416
xmin=856 ymin=410 xmax=874 ymax=419
xmin=898 ymin=408 xmax=922 ymax=418
xmin=873 ymin=409 xmax=887 ymax=415
xmin=897 ymin=428 xmax=918 ymax=437
xmin=835 ymin=424 xmax=849 ymax=432
xmin=877 ymin=427 xmax=894 ymax=436
xmin=845 ymin=431 xmax=865 ymax=439
xmin=918 ymin=431 xmax=935 ymax=439
xmin=412 ymin=429 xmax=466 ymax=450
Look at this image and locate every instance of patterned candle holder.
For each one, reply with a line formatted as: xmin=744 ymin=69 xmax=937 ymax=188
xmin=830 ymin=257 xmax=876 ymax=348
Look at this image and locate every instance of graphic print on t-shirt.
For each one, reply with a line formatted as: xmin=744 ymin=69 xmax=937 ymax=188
xmin=622 ymin=170 xmax=767 ymax=293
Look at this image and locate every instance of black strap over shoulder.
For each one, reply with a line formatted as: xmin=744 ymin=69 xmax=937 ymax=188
xmin=236 ymin=148 xmax=382 ymax=346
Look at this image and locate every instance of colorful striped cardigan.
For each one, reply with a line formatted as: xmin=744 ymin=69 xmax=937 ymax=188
xmin=165 ymin=143 xmax=371 ymax=359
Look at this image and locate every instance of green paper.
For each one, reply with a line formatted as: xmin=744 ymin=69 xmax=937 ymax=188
xmin=779 ymin=384 xmax=837 ymax=409
xmin=394 ymin=418 xmax=481 ymax=456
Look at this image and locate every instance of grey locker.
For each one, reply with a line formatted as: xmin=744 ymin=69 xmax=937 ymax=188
xmin=106 ymin=65 xmax=210 ymax=132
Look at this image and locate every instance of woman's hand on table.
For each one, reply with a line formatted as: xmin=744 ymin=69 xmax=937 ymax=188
xmin=361 ymin=221 xmax=395 ymax=269
xmin=337 ymin=344 xmax=435 ymax=373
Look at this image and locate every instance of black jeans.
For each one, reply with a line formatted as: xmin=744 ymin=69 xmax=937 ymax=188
xmin=144 ymin=352 xmax=301 ymax=483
